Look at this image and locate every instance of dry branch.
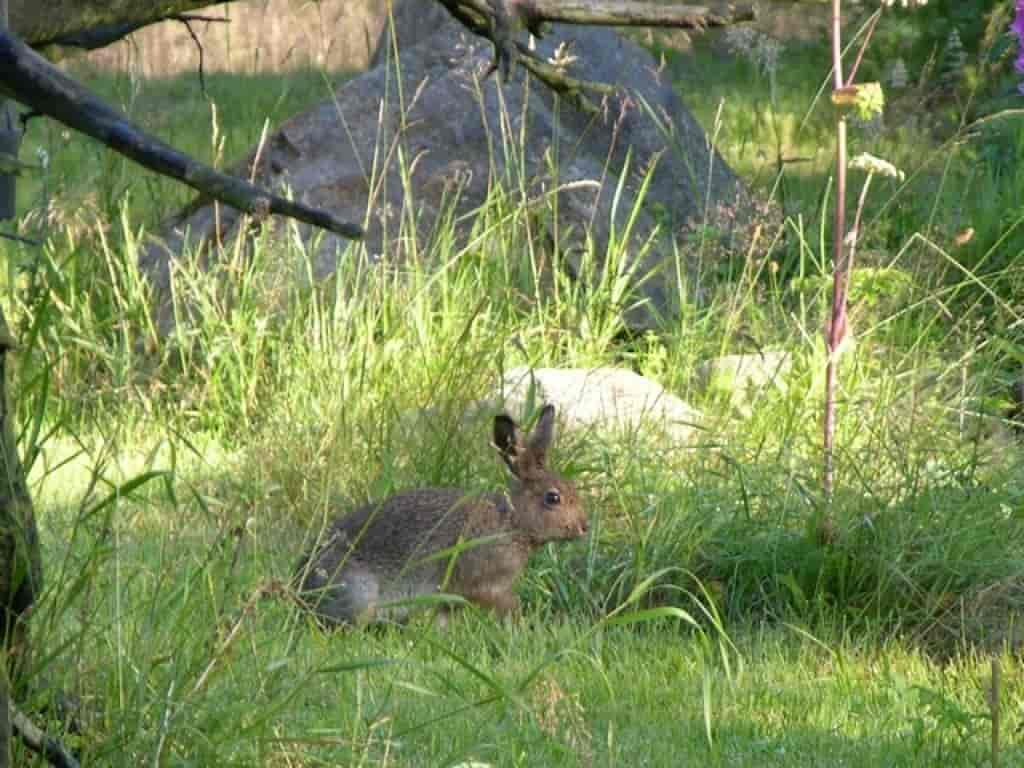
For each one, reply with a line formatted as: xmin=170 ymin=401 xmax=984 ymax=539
xmin=12 ymin=0 xmax=756 ymax=54
xmin=440 ymin=0 xmax=755 ymax=29
xmin=438 ymin=0 xmax=756 ymax=95
xmin=504 ymin=0 xmax=756 ymax=27
xmin=0 ymin=28 xmax=364 ymax=241
xmin=10 ymin=701 xmax=79 ymax=768
xmin=10 ymin=0 xmax=223 ymax=51
xmin=37 ymin=13 xmax=228 ymax=55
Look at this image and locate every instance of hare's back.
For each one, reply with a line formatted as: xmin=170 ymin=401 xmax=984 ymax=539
xmin=334 ymin=488 xmax=484 ymax=555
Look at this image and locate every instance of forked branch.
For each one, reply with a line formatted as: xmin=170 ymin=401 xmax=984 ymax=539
xmin=437 ymin=0 xmax=757 ymax=94
xmin=441 ymin=0 xmax=756 ymax=29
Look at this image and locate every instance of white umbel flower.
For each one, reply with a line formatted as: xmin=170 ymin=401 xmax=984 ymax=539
xmin=849 ymin=153 xmax=905 ymax=181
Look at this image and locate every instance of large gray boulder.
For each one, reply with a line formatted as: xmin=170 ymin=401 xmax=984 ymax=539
xmin=141 ymin=8 xmax=748 ymax=332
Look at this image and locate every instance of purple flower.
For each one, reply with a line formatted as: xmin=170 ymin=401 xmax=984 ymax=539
xmin=1015 ymin=2 xmax=1024 ymax=93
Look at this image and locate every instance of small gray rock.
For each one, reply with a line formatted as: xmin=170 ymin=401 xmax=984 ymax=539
xmin=494 ymin=366 xmax=701 ymax=444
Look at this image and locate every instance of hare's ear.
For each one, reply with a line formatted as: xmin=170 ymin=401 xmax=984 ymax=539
xmin=493 ymin=413 xmax=525 ymax=474
xmin=526 ymin=404 xmax=555 ymax=466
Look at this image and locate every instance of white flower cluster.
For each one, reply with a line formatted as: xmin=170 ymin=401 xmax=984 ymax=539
xmin=722 ymin=27 xmax=784 ymax=77
xmin=849 ymin=152 xmax=905 ymax=181
xmin=755 ymin=36 xmax=782 ymax=77
xmin=881 ymin=0 xmax=928 ymax=7
xmin=888 ymin=58 xmax=909 ymax=90
xmin=723 ymin=27 xmax=758 ymax=58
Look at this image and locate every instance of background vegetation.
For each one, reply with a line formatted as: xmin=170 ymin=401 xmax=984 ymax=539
xmin=2 ymin=2 xmax=1024 ymax=764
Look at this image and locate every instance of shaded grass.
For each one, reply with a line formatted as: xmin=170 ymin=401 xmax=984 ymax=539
xmin=26 ymin=473 xmax=1024 ymax=766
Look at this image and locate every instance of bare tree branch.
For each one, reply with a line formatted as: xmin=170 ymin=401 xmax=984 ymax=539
xmin=497 ymin=0 xmax=757 ymax=28
xmin=0 ymin=28 xmax=364 ymax=241
xmin=436 ymin=0 xmax=756 ymax=92
xmin=11 ymin=701 xmax=80 ymax=768
xmin=15 ymin=0 xmax=757 ymax=76
xmin=438 ymin=0 xmax=756 ymax=30
xmin=11 ymin=0 xmax=228 ymax=53
xmin=33 ymin=13 xmax=228 ymax=55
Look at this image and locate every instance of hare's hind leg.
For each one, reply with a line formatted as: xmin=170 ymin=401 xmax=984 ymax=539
xmin=330 ymin=561 xmax=380 ymax=627
xmin=303 ymin=560 xmax=380 ymax=628
xmin=463 ymin=586 xmax=520 ymax=617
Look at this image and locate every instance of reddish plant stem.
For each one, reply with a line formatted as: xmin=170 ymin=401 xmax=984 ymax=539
xmin=845 ymin=8 xmax=882 ymax=87
xmin=824 ymin=0 xmax=848 ymax=501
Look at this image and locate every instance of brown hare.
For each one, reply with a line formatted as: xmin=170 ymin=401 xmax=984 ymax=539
xmin=295 ymin=404 xmax=587 ymax=627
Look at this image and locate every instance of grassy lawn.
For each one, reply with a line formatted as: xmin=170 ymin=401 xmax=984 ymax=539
xmin=4 ymin=10 xmax=1024 ymax=766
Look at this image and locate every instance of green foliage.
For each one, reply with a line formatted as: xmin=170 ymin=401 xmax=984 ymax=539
xmin=852 ymin=81 xmax=885 ymax=121
xmin=892 ymin=0 xmax=1004 ymax=59
xmin=871 ymin=0 xmax=1018 ymax=110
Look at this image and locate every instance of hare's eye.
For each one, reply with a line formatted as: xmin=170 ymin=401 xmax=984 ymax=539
xmin=544 ymin=489 xmax=561 ymax=506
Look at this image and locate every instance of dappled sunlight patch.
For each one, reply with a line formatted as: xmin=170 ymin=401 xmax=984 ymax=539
xmin=29 ymin=429 xmax=239 ymax=518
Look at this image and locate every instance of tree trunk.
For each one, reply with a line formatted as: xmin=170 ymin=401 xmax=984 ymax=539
xmin=0 ymin=308 xmax=39 ymax=768
xmin=0 ymin=0 xmax=14 ymax=222
xmin=0 ymin=311 xmax=37 ymax=768
xmin=2 ymin=0 xmax=37 ymax=760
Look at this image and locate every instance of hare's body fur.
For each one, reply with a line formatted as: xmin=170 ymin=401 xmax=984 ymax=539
xmin=296 ymin=406 xmax=587 ymax=627
xmin=300 ymin=489 xmax=533 ymax=624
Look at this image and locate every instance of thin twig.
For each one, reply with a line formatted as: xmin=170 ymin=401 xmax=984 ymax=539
xmin=0 ymin=231 xmax=39 ymax=246
xmin=171 ymin=13 xmax=229 ymax=25
xmin=176 ymin=18 xmax=208 ymax=99
xmin=11 ymin=701 xmax=80 ymax=768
